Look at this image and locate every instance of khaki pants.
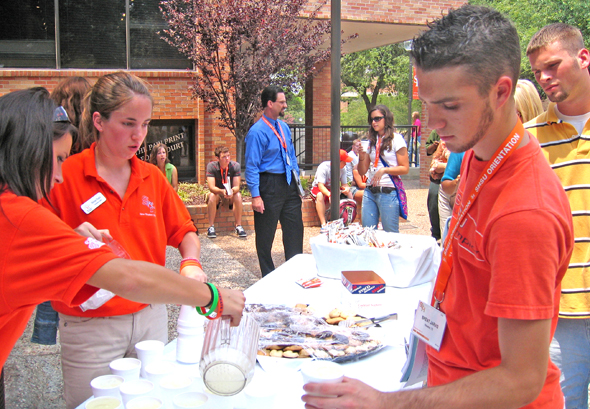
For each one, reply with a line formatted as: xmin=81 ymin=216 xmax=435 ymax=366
xmin=59 ymin=304 xmax=168 ymax=409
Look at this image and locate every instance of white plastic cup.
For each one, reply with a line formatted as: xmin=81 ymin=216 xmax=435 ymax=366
xmin=243 ymin=374 xmax=278 ymax=409
xmin=90 ymin=374 xmax=124 ymax=399
xmin=85 ymin=396 xmax=123 ymax=409
xmin=176 ymin=306 xmax=205 ymax=364
xmin=145 ymin=360 xmax=176 ymax=395
xmin=126 ymin=396 xmax=163 ymax=409
xmin=300 ymin=360 xmax=344 ymax=398
xmin=360 ymin=139 xmax=370 ymax=152
xmin=159 ymin=374 xmax=193 ymax=409
xmin=172 ymin=392 xmax=208 ymax=408
xmin=109 ymin=357 xmax=141 ymax=382
xmin=135 ymin=340 xmax=165 ymax=378
xmin=119 ymin=379 xmax=154 ymax=407
xmin=201 ymin=387 xmax=234 ymax=409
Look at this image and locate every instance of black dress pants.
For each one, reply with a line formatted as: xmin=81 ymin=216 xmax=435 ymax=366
xmin=427 ymin=180 xmax=441 ymax=240
xmin=254 ymin=173 xmax=304 ymax=277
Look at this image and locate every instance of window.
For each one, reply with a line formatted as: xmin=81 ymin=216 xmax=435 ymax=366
xmin=0 ymin=0 xmax=55 ymax=68
xmin=0 ymin=0 xmax=190 ymax=69
xmin=137 ymin=120 xmax=196 ymax=181
xmin=60 ymin=0 xmax=126 ymax=69
xmin=130 ymin=0 xmax=190 ymax=69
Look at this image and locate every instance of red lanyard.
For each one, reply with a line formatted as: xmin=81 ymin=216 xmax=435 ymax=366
xmin=261 ymin=116 xmax=287 ymax=152
xmin=432 ymin=120 xmax=525 ymax=309
xmin=373 ymin=136 xmax=382 ymax=168
xmin=220 ymin=166 xmax=228 ymax=184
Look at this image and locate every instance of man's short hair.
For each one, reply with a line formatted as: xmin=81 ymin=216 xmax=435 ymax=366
xmin=214 ymin=146 xmax=229 ymax=158
xmin=261 ymin=85 xmax=284 ymax=108
xmin=411 ymin=5 xmax=520 ymax=97
xmin=526 ymin=23 xmax=585 ymax=57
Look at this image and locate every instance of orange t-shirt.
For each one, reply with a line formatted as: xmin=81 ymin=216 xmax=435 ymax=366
xmin=45 ymin=144 xmax=196 ymax=317
xmin=0 ymin=191 xmax=117 ymax=368
xmin=427 ymin=137 xmax=573 ymax=408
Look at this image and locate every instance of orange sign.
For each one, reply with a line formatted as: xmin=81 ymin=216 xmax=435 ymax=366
xmin=412 ymin=67 xmax=419 ymax=100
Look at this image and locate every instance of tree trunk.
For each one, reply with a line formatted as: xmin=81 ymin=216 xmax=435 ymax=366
xmin=236 ymin=131 xmax=246 ymax=170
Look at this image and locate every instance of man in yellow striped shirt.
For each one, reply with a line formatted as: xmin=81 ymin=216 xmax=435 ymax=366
xmin=526 ymin=23 xmax=590 ymax=409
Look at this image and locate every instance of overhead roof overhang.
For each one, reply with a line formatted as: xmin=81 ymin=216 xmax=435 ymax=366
xmin=340 ymin=21 xmax=426 ymax=54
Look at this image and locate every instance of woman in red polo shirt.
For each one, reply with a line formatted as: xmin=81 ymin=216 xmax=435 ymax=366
xmin=45 ymin=72 xmax=210 ymax=408
xmin=0 ymin=88 xmax=245 ymax=402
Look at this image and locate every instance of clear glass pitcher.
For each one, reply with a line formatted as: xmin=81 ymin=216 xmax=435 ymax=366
xmin=199 ymin=314 xmax=260 ymax=396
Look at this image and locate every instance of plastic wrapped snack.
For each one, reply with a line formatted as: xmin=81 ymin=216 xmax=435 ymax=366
xmin=246 ymin=304 xmax=384 ymax=363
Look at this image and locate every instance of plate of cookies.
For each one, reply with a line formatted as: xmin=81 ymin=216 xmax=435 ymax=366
xmin=245 ymin=304 xmax=385 ymax=364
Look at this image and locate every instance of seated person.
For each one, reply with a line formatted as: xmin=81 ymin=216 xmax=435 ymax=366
xmin=311 ymin=149 xmax=353 ymax=226
xmin=206 ymin=146 xmax=246 ymax=238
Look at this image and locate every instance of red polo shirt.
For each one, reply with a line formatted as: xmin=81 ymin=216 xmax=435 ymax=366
xmin=45 ymin=144 xmax=196 ymax=317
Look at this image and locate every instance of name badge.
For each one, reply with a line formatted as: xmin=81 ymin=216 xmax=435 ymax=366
xmin=411 ymin=300 xmax=447 ymax=351
xmin=223 ymin=182 xmax=232 ymax=196
xmin=81 ymin=192 xmax=106 ymax=215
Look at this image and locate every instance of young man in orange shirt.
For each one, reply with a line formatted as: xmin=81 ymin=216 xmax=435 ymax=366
xmin=303 ymin=5 xmax=573 ymax=409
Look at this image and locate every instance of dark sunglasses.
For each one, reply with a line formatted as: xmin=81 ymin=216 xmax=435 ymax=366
xmin=53 ymin=106 xmax=71 ymax=123
xmin=371 ymin=116 xmax=384 ymax=123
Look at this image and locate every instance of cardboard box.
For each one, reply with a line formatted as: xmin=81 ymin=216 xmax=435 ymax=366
xmin=341 ymin=270 xmax=386 ymax=294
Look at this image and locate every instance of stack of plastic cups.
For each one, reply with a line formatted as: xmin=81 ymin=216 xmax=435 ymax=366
xmin=176 ymin=305 xmax=206 ymax=364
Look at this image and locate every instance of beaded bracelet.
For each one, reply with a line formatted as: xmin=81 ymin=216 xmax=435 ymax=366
xmin=196 ymin=283 xmax=219 ymax=317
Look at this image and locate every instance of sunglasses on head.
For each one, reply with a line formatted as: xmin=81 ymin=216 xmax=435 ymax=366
xmin=53 ymin=106 xmax=71 ymax=123
xmin=371 ymin=116 xmax=384 ymax=123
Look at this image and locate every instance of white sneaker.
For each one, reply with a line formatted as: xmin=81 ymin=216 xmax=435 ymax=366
xmin=235 ymin=225 xmax=247 ymax=238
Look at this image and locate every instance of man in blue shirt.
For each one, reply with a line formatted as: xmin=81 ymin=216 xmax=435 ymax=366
xmin=245 ymin=85 xmax=303 ymax=276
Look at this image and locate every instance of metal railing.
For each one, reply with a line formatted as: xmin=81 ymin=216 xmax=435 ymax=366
xmin=289 ymin=124 xmax=418 ymax=169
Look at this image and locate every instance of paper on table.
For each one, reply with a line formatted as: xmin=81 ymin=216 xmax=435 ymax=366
xmin=400 ymin=333 xmax=428 ymax=387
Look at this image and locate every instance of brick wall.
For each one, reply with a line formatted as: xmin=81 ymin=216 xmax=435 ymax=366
xmin=310 ymin=0 xmax=465 ymax=23
xmin=0 ymin=69 xmax=237 ymax=184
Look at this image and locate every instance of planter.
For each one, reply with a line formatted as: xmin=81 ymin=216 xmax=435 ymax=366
xmin=185 ymin=198 xmax=321 ymax=234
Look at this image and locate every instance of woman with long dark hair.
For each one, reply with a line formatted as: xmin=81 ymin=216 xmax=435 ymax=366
xmin=357 ymin=105 xmax=409 ymax=232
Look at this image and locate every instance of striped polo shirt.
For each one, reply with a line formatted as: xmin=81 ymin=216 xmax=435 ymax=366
xmin=526 ymin=103 xmax=590 ymax=318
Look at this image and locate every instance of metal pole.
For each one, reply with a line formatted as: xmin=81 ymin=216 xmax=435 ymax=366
xmin=54 ymin=0 xmax=60 ymax=69
xmin=408 ymin=60 xmax=413 ymax=165
xmin=330 ymin=0 xmax=341 ymax=221
xmin=126 ymin=0 xmax=130 ymax=70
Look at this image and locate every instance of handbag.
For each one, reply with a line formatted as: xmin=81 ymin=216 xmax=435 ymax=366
xmin=378 ymin=156 xmax=408 ymax=220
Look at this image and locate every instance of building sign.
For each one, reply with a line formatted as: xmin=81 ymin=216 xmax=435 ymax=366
xmin=136 ymin=120 xmax=196 ymax=181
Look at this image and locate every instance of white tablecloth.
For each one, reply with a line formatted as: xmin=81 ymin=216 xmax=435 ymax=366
xmin=79 ymin=253 xmax=434 ymax=409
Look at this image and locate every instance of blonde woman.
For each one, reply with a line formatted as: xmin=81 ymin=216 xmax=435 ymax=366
xmin=149 ymin=142 xmax=178 ymax=191
xmin=515 ymin=79 xmax=544 ymax=123
xmin=45 ymin=71 xmax=206 ymax=408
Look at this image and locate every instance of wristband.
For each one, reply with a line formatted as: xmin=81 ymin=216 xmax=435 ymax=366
xmin=204 ymin=281 xmax=215 ymax=308
xmin=181 ymin=258 xmax=202 ymax=271
xmin=210 ymin=290 xmax=224 ymax=320
xmin=196 ymin=283 xmax=219 ymax=317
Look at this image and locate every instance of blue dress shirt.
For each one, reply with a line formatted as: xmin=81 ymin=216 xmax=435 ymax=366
xmin=245 ymin=115 xmax=300 ymax=197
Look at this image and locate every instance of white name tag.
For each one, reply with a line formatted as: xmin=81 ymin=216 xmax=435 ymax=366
xmin=223 ymin=182 xmax=232 ymax=196
xmin=411 ymin=300 xmax=447 ymax=351
xmin=81 ymin=192 xmax=106 ymax=215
